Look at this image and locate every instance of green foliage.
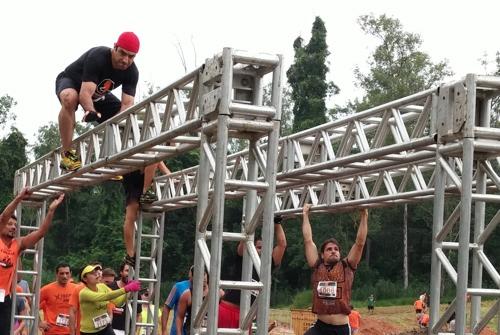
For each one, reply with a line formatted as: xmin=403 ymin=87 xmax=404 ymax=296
xmin=287 ymin=16 xmax=339 ymax=132
xmin=291 ymin=289 xmax=312 ymax=309
xmin=351 ymin=14 xmax=452 ymax=111
xmin=32 ymin=122 xmax=91 ymax=159
xmin=0 ymin=127 xmax=28 ymax=208
xmin=0 ymin=94 xmax=17 ymax=128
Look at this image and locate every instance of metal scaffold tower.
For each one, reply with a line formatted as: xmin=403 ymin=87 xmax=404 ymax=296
xmin=12 ymin=46 xmax=500 ymax=334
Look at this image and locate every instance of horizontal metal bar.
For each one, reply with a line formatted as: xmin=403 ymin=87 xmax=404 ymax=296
xmin=472 ymin=194 xmax=500 ymax=203
xmin=229 ymin=102 xmax=275 ymax=118
xmin=228 ymin=119 xmax=274 ymax=133
xmin=225 ymin=179 xmax=269 ymax=191
xmin=219 ymin=280 xmax=263 ymax=291
xmin=205 ymin=231 xmax=246 ymax=242
xmin=467 ymin=288 xmax=500 ymax=297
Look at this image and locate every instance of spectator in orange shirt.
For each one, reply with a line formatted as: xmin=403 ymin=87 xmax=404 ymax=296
xmin=0 ymin=189 xmax=65 ymax=335
xmin=413 ymin=299 xmax=426 ymax=320
xmin=348 ymin=305 xmax=360 ymax=334
xmin=419 ymin=313 xmax=429 ymax=328
xmin=39 ymin=263 xmax=78 ymax=335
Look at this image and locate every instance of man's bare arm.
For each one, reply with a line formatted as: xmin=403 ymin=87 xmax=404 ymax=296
xmin=302 ymin=204 xmax=319 ymax=267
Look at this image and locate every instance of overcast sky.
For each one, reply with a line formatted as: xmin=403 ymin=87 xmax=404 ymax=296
xmin=1 ymin=0 xmax=499 ymax=150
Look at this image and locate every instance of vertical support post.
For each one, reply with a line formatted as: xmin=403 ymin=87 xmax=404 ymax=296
xmin=455 ymin=74 xmax=477 ymax=335
xmin=470 ymin=96 xmax=490 ymax=330
xmin=240 ymin=139 xmax=258 ymax=330
xmin=429 ymin=155 xmax=446 ymax=332
xmin=192 ymin=104 xmax=211 ymax=332
xmin=256 ymin=54 xmax=283 ymax=335
xmin=206 ymin=47 xmax=233 ymax=335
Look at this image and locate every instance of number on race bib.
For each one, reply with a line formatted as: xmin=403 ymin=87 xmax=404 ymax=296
xmin=92 ymin=313 xmax=111 ymax=329
xmin=56 ymin=313 xmax=70 ymax=327
xmin=317 ymin=281 xmax=337 ymax=298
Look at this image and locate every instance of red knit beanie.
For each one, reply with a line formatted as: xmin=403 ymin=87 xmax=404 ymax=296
xmin=115 ymin=32 xmax=140 ymax=53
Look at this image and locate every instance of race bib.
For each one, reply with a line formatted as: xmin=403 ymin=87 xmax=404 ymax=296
xmin=56 ymin=313 xmax=70 ymax=327
xmin=92 ymin=313 xmax=111 ymax=329
xmin=0 ymin=289 xmax=5 ymax=302
xmin=317 ymin=281 xmax=337 ymax=298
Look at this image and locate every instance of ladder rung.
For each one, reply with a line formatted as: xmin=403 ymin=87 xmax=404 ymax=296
xmin=141 ymin=234 xmax=160 ymax=239
xmin=219 ymin=280 xmax=263 ymax=291
xmin=20 ymin=225 xmax=38 ymax=231
xmin=136 ymin=322 xmax=155 ymax=327
xmin=18 ymin=270 xmax=38 ymax=275
xmin=139 ymin=256 xmax=153 ymax=261
xmin=17 ymin=292 xmax=33 ymax=297
xmin=205 ymin=231 xmax=246 ymax=241
xmin=22 ymin=249 xmax=37 ymax=254
xmin=138 ymin=278 xmax=158 ymax=283
xmin=15 ymin=315 xmax=35 ymax=320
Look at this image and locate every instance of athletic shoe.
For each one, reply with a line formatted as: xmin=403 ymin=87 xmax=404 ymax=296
xmin=60 ymin=150 xmax=81 ymax=171
xmin=140 ymin=188 xmax=158 ymax=204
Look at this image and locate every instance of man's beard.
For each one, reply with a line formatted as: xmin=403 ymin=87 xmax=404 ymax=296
xmin=324 ymin=258 xmax=339 ymax=269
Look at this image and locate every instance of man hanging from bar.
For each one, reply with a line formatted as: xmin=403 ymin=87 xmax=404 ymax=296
xmin=301 ymin=204 xmax=368 ymax=335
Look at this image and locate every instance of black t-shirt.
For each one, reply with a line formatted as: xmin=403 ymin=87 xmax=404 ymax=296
xmin=107 ymin=281 xmax=142 ymax=330
xmin=63 ymin=46 xmax=139 ymax=99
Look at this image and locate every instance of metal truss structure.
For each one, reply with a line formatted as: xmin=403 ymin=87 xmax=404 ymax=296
xmin=12 ymin=47 xmax=500 ymax=334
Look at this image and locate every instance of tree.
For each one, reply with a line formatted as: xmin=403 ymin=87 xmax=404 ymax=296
xmin=287 ymin=16 xmax=338 ymax=132
xmin=352 ymin=14 xmax=452 ymax=111
xmin=0 ymin=128 xmax=28 ymax=207
xmin=32 ymin=122 xmax=91 ymax=159
xmin=352 ymin=13 xmax=452 ymax=287
xmin=0 ymin=94 xmax=17 ymax=128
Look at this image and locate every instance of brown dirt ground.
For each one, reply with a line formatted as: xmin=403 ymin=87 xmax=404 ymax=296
xmin=270 ymin=305 xmax=498 ymax=335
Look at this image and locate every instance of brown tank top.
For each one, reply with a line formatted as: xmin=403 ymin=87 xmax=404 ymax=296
xmin=311 ymin=258 xmax=355 ymax=315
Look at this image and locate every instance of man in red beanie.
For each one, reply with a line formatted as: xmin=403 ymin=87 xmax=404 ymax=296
xmin=55 ymin=31 xmax=140 ymax=171
xmin=54 ymin=31 xmax=171 ymax=269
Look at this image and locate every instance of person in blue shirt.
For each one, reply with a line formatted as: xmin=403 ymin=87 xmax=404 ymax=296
xmin=161 ymin=266 xmax=193 ymax=335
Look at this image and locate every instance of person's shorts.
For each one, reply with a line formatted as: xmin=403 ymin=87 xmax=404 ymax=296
xmin=0 ymin=295 xmax=13 ymax=335
xmin=123 ymin=170 xmax=144 ymax=204
xmin=304 ymin=320 xmax=350 ymax=335
xmin=368 ymin=305 xmax=374 ymax=310
xmin=55 ymin=72 xmax=121 ymax=123
xmin=81 ymin=325 xmax=115 ymax=335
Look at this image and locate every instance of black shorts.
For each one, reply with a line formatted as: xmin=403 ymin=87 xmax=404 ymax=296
xmin=304 ymin=320 xmax=350 ymax=335
xmin=123 ymin=170 xmax=144 ymax=204
xmin=0 ymin=295 xmax=12 ymax=335
xmin=368 ymin=305 xmax=374 ymax=310
xmin=55 ymin=72 xmax=121 ymax=123
xmin=81 ymin=324 xmax=116 ymax=335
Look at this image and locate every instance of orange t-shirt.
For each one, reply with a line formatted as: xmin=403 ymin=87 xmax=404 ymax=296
xmin=414 ymin=299 xmax=424 ymax=310
xmin=69 ymin=283 xmax=85 ymax=335
xmin=40 ymin=281 xmax=78 ymax=334
xmin=349 ymin=310 xmax=361 ymax=329
xmin=420 ymin=313 xmax=430 ymax=326
xmin=0 ymin=238 xmax=20 ymax=296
